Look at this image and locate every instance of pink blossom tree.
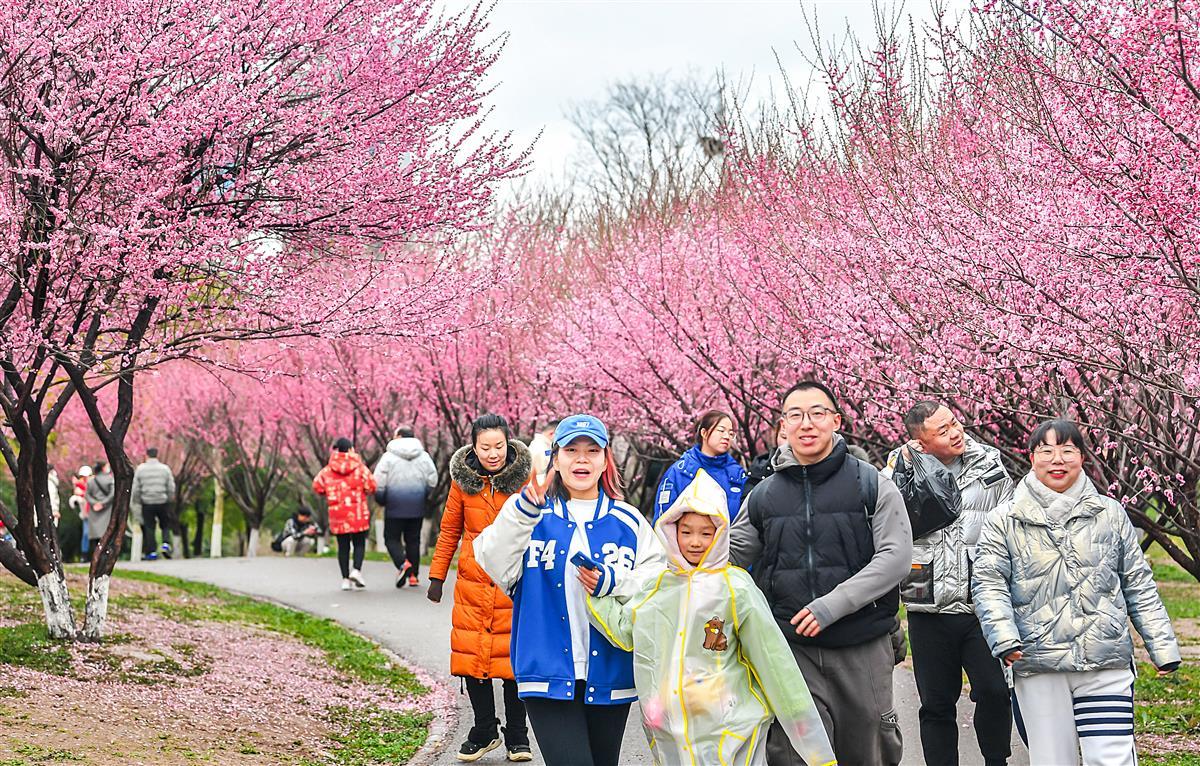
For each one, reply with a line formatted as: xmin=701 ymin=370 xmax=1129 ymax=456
xmin=0 ymin=0 xmax=523 ymax=638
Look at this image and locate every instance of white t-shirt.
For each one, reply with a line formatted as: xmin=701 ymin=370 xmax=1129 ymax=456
xmin=564 ymin=498 xmax=600 ymax=679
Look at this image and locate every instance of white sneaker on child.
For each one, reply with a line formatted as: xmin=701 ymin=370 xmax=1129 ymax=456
xmin=341 ymin=578 xmax=352 ymax=591
xmin=349 ymin=569 xmax=366 ymax=589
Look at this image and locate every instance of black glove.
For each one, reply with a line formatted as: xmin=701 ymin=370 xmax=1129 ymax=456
xmin=427 ymin=578 xmax=444 ymax=603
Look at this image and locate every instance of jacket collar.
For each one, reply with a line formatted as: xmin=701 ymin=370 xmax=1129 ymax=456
xmin=775 ymin=435 xmax=848 ymax=484
xmin=1009 ymin=473 xmax=1104 ymax=526
xmin=449 ymin=439 xmax=531 ymax=496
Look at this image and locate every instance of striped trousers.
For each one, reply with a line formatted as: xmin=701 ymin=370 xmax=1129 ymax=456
xmin=1012 ymin=666 xmax=1137 ymax=765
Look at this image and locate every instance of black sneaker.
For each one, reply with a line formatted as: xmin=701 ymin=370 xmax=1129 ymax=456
xmin=503 ymin=726 xmax=532 ymax=762
xmin=456 ymin=737 xmax=500 ymax=762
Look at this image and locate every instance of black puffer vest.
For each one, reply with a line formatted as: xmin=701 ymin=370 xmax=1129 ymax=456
xmin=748 ymin=440 xmax=899 ymax=648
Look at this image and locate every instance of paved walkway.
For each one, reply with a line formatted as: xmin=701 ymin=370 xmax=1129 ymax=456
xmin=123 ymin=556 xmax=1026 ymax=765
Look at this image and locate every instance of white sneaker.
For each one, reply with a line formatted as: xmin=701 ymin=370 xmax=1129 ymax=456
xmin=341 ymin=578 xmax=352 ymax=591
xmin=349 ymin=569 xmax=366 ymax=589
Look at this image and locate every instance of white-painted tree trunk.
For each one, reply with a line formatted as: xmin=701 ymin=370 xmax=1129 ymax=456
xmin=210 ymin=456 xmax=224 ymax=558
xmin=37 ymin=570 xmax=76 ymax=639
xmin=130 ymin=526 xmax=144 ymax=562
xmin=246 ymin=527 xmax=260 ymax=558
xmin=374 ymin=517 xmax=386 ymax=552
xmin=171 ymin=532 xmax=184 ymax=558
xmin=80 ymin=575 xmax=111 ymax=641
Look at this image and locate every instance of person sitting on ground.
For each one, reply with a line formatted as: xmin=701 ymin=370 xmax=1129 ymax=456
xmin=587 ymin=469 xmax=837 ymax=766
xmin=272 ymin=506 xmax=324 ymax=557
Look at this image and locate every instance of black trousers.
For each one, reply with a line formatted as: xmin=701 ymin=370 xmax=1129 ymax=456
xmin=383 ymin=517 xmax=423 ymax=578
xmin=523 ymin=681 xmax=631 ymax=766
xmin=335 ymin=531 xmax=367 ymax=578
xmin=141 ymin=503 xmax=174 ymax=556
xmin=908 ymin=611 xmax=1012 ymax=766
xmin=464 ymin=677 xmax=528 ymax=746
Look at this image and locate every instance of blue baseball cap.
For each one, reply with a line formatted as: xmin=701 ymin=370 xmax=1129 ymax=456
xmin=553 ymin=414 xmax=610 ymax=449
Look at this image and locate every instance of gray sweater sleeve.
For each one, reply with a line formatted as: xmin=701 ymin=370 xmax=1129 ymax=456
xmin=806 ymin=475 xmax=913 ymax=629
xmin=729 ymin=497 xmax=764 ymax=568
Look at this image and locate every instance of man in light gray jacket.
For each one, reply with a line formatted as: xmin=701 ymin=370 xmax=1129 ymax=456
xmin=132 ymin=447 xmax=176 ymax=560
xmin=373 ymin=426 xmax=438 ymax=587
xmin=884 ymin=402 xmax=1014 ymax=766
xmin=730 ymin=381 xmax=912 ymax=766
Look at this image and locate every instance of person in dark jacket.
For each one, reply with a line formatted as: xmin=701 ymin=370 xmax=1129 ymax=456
xmin=372 ymin=426 xmax=438 ymax=587
xmin=744 ymin=422 xmax=787 ymax=498
xmin=272 ymin=506 xmax=324 ymax=556
xmin=84 ymin=461 xmax=116 ymax=562
xmin=652 ymin=410 xmax=747 ymax=524
xmin=730 ymin=381 xmax=913 ymax=766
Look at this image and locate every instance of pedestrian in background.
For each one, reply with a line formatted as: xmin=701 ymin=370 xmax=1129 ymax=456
xmin=313 ymin=438 xmax=377 ymax=591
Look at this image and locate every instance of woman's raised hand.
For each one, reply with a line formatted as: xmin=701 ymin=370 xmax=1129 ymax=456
xmin=522 ymin=466 xmax=556 ymax=508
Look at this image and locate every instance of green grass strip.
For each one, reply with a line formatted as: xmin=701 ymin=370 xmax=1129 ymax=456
xmin=104 ymin=569 xmax=428 ymax=696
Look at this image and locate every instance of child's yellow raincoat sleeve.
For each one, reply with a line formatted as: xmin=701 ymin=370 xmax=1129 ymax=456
xmin=731 ymin=571 xmax=837 ymax=766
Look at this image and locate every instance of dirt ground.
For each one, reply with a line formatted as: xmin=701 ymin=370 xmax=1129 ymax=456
xmin=0 ymin=574 xmax=418 ymax=765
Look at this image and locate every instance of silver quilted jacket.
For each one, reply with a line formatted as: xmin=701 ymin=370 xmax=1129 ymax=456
xmin=885 ymin=437 xmax=1013 ymax=614
xmin=972 ymin=474 xmax=1181 ymax=676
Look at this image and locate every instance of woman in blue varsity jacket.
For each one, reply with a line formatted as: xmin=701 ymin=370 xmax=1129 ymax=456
xmin=475 ymin=414 xmax=666 ymax=766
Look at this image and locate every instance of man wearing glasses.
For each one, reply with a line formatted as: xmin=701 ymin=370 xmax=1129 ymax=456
xmin=731 ymin=381 xmax=913 ymax=766
xmin=884 ymin=402 xmax=1015 ymax=766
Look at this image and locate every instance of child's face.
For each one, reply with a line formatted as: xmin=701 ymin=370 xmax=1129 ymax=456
xmin=676 ymin=512 xmax=717 ymax=565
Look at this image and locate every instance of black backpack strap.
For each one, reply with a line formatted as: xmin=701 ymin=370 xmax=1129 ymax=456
xmin=856 ymin=458 xmax=880 ymax=521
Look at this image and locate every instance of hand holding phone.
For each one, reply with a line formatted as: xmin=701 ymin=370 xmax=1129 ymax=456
xmin=571 ymin=551 xmax=599 ymax=570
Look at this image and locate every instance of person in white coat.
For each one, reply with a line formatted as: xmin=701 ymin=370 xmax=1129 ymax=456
xmin=373 ymin=425 xmax=438 ymax=587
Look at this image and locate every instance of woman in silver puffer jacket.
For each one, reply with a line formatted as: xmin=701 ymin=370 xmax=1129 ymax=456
xmin=973 ymin=419 xmax=1180 ymax=766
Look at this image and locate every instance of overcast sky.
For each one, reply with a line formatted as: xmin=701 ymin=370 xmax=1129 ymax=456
xmin=448 ymin=0 xmax=968 ymax=184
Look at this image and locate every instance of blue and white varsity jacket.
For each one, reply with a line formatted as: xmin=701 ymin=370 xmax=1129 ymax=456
xmin=475 ymin=489 xmax=666 ymax=704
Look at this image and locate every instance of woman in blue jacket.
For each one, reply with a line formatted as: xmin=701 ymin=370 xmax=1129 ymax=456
xmin=475 ymin=414 xmax=665 ymax=766
xmin=652 ymin=409 xmax=747 ymax=525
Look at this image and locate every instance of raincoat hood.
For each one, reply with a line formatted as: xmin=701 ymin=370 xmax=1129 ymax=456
xmin=387 ymin=437 xmax=425 ymax=461
xmin=655 ymin=469 xmax=729 ymax=572
xmin=327 ymin=450 xmax=362 ymax=475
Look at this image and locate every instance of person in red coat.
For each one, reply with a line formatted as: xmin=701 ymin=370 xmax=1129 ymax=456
xmin=313 ymin=437 xmax=377 ymax=591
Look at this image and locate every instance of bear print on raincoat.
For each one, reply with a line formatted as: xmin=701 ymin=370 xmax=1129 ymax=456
xmin=586 ymin=470 xmax=837 ymax=766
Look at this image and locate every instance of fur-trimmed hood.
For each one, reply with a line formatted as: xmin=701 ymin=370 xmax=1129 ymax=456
xmin=450 ymin=439 xmax=531 ymax=496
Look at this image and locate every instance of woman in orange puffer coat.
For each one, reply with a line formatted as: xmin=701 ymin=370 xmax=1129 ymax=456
xmin=428 ymin=414 xmax=532 ymax=763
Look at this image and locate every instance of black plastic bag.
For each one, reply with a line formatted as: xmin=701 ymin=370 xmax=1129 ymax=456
xmin=892 ymin=448 xmax=962 ymax=539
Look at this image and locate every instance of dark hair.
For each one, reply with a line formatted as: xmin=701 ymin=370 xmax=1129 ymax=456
xmin=333 ymin=437 xmax=353 ymax=452
xmin=694 ymin=410 xmax=734 ymax=446
xmin=297 ymin=505 xmax=312 ymax=517
xmin=903 ymin=401 xmax=943 ymax=439
xmin=395 ymin=425 xmax=415 ymax=439
xmin=1027 ymin=419 xmax=1086 ymax=453
xmin=780 ymin=380 xmax=840 ymax=413
xmin=545 ymin=418 xmax=562 ymax=431
xmin=471 ymin=413 xmax=510 ymax=446
xmin=93 ymin=460 xmax=107 ymax=473
xmin=146 ymin=447 xmax=159 ymax=459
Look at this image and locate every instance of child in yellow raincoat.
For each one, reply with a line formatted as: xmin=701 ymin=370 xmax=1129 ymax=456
xmin=583 ymin=470 xmax=837 ymax=766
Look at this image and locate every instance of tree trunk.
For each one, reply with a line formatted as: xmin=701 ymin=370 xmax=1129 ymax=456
xmin=37 ymin=570 xmax=76 ymax=639
xmin=0 ymin=536 xmax=38 ymax=587
xmin=130 ymin=524 xmax=144 ymax=563
xmin=374 ymin=516 xmax=386 ymax=552
xmin=210 ymin=461 xmax=224 ymax=558
xmin=80 ymin=574 xmax=110 ymax=641
xmin=246 ymin=527 xmax=260 ymax=558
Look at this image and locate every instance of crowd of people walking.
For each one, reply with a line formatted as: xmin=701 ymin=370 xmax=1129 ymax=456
xmin=302 ymin=379 xmax=1182 ymax=766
